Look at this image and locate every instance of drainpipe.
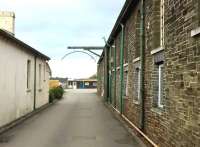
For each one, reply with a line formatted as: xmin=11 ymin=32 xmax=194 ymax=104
xmin=114 ymin=42 xmax=117 ymax=108
xmin=139 ymin=0 xmax=145 ymax=130
xmin=104 ymin=47 xmax=109 ymax=103
xmin=33 ymin=56 xmax=37 ymax=110
xmin=109 ymin=46 xmax=112 ymax=104
xmin=120 ymin=24 xmax=125 ymax=114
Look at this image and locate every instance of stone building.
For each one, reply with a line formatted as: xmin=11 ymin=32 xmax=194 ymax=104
xmin=0 ymin=11 xmax=51 ymax=129
xmin=97 ymin=0 xmax=200 ymax=146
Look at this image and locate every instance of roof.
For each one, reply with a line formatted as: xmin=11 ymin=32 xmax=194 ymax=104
xmin=69 ymin=79 xmax=97 ymax=82
xmin=97 ymin=0 xmax=139 ymax=64
xmin=0 ymin=29 xmax=50 ymax=60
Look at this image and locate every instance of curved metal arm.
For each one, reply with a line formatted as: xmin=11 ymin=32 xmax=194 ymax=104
xmin=61 ymin=51 xmax=97 ymax=62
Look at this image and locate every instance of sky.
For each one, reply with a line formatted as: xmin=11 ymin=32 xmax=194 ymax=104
xmin=0 ymin=0 xmax=125 ymax=79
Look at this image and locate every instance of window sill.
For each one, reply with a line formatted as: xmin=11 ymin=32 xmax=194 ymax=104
xmin=124 ymin=96 xmax=129 ymax=100
xmin=26 ymin=89 xmax=31 ymax=93
xmin=123 ymin=63 xmax=128 ymax=67
xmin=151 ymin=47 xmax=164 ymax=55
xmin=133 ymin=100 xmax=140 ymax=105
xmin=191 ymin=27 xmax=200 ymax=37
xmin=38 ymin=89 xmax=42 ymax=92
xmin=133 ymin=57 xmax=140 ymax=63
xmin=151 ymin=108 xmax=163 ymax=115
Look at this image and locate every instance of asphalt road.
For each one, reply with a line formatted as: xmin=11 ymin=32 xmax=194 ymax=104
xmin=0 ymin=89 xmax=145 ymax=147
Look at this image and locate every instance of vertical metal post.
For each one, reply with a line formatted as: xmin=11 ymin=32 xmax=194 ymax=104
xmin=120 ymin=24 xmax=125 ymax=114
xmin=33 ymin=56 xmax=37 ymax=110
xmin=114 ymin=42 xmax=117 ymax=108
xmin=109 ymin=46 xmax=112 ymax=104
xmin=139 ymin=0 xmax=145 ymax=130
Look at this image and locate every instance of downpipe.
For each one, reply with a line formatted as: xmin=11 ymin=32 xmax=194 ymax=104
xmin=33 ymin=56 xmax=37 ymax=110
xmin=120 ymin=24 xmax=125 ymax=114
xmin=139 ymin=0 xmax=145 ymax=131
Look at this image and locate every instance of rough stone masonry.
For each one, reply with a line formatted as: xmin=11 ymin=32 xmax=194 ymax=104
xmin=97 ymin=0 xmax=200 ymax=147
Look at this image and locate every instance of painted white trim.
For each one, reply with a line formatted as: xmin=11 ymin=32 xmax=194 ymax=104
xmin=124 ymin=63 xmax=128 ymax=67
xmin=151 ymin=47 xmax=164 ymax=55
xmin=132 ymin=57 xmax=140 ymax=63
xmin=137 ymin=69 xmax=141 ymax=101
xmin=191 ymin=27 xmax=200 ymax=37
xmin=158 ymin=64 xmax=164 ymax=108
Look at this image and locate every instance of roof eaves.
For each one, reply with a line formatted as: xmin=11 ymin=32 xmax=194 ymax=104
xmin=0 ymin=29 xmax=50 ymax=60
xmin=97 ymin=0 xmax=136 ymax=64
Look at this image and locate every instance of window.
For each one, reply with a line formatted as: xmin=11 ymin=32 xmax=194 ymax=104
xmin=158 ymin=64 xmax=164 ymax=108
xmin=137 ymin=68 xmax=141 ymax=101
xmin=85 ymin=82 xmax=89 ymax=86
xmin=27 ymin=60 xmax=31 ymax=89
xmin=160 ymin=0 xmax=165 ymax=47
xmin=93 ymin=82 xmax=97 ymax=87
xmin=134 ymin=68 xmax=140 ymax=102
xmin=39 ymin=64 xmax=42 ymax=89
xmin=124 ymin=71 xmax=128 ymax=96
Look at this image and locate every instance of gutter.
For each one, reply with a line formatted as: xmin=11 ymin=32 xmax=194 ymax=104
xmin=120 ymin=24 xmax=125 ymax=114
xmin=109 ymin=46 xmax=112 ymax=104
xmin=0 ymin=29 xmax=50 ymax=60
xmin=114 ymin=42 xmax=117 ymax=107
xmin=139 ymin=0 xmax=145 ymax=130
xmin=106 ymin=0 xmax=138 ymax=47
xmin=33 ymin=56 xmax=37 ymax=110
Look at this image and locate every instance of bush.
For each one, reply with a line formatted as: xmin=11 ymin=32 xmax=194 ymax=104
xmin=49 ymin=89 xmax=55 ymax=103
xmin=49 ymin=86 xmax=64 ymax=102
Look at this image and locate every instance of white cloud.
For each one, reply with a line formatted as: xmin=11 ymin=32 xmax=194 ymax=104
xmin=49 ymin=58 xmax=97 ymax=79
xmin=0 ymin=0 xmax=126 ymax=78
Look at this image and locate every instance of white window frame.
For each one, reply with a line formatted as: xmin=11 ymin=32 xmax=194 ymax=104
xmin=125 ymin=73 xmax=129 ymax=96
xmin=160 ymin=0 xmax=165 ymax=47
xmin=158 ymin=64 xmax=164 ymax=108
xmin=137 ymin=68 xmax=141 ymax=101
xmin=133 ymin=68 xmax=140 ymax=103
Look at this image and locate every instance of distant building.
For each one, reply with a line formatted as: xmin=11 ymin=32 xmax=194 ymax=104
xmin=68 ymin=79 xmax=97 ymax=89
xmin=50 ymin=77 xmax=68 ymax=88
xmin=0 ymin=11 xmax=51 ymax=129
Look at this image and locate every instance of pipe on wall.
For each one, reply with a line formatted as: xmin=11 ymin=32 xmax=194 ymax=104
xmin=139 ymin=0 xmax=145 ymax=130
xmin=33 ymin=56 xmax=37 ymax=110
xmin=111 ymin=106 xmax=158 ymax=147
xmin=120 ymin=24 xmax=125 ymax=114
xmin=114 ymin=42 xmax=117 ymax=108
xmin=109 ymin=46 xmax=112 ymax=104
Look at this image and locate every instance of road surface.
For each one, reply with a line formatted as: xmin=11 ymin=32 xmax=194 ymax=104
xmin=0 ymin=89 xmax=145 ymax=147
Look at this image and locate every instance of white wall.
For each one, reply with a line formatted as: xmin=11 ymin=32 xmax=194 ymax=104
xmin=35 ymin=58 xmax=49 ymax=108
xmin=0 ymin=36 xmax=49 ymax=127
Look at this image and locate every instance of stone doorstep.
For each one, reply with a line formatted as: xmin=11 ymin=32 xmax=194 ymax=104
xmin=103 ymin=102 xmax=147 ymax=147
xmin=0 ymin=100 xmax=58 ymax=135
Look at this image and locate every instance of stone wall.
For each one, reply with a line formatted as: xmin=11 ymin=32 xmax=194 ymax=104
xmin=97 ymin=0 xmax=200 ymax=146
xmin=0 ymin=11 xmax=15 ymax=35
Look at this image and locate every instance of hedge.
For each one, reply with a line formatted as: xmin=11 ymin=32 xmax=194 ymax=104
xmin=49 ymin=86 xmax=64 ymax=103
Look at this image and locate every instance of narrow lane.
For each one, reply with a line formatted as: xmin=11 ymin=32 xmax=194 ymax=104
xmin=0 ymin=89 xmax=145 ymax=147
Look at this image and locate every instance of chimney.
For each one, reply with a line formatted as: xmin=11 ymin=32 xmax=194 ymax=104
xmin=0 ymin=11 xmax=15 ymax=35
